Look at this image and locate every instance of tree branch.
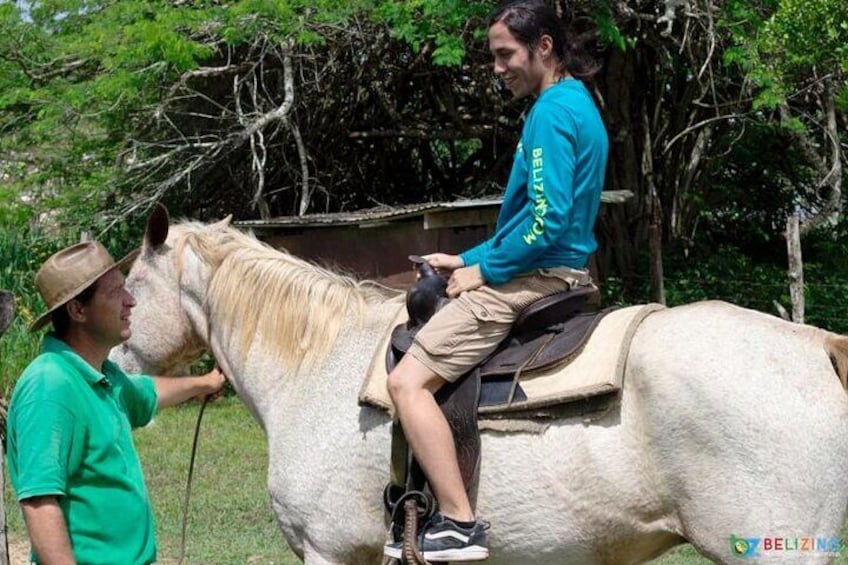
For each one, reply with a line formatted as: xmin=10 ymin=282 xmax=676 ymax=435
xmin=349 ymin=125 xmax=496 ymax=140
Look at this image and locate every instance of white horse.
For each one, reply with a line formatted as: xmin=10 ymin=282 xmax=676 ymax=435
xmin=112 ymin=207 xmax=848 ymax=564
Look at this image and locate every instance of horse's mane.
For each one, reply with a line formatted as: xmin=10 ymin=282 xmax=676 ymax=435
xmin=173 ymin=221 xmax=399 ymax=370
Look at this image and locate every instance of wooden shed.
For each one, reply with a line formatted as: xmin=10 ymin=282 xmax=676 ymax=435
xmin=236 ymin=192 xmax=631 ymax=288
xmin=236 ymin=199 xmax=501 ymax=287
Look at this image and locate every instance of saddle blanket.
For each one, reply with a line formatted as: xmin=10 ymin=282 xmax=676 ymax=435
xmin=358 ymin=302 xmax=665 ymax=418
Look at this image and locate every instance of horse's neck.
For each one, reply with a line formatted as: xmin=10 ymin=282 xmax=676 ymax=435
xmin=214 ymin=297 xmax=403 ymax=434
xmin=208 ymin=328 xmax=309 ymax=431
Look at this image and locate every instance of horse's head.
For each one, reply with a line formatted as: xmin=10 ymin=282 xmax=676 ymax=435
xmin=113 ymin=204 xmax=395 ymax=380
xmin=111 ymin=205 xmax=227 ymax=375
xmin=0 ymin=290 xmax=15 ymax=338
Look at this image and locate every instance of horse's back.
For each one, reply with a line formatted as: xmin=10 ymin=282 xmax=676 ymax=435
xmin=626 ymin=300 xmax=848 ymax=562
xmin=631 ymin=299 xmax=847 ymax=403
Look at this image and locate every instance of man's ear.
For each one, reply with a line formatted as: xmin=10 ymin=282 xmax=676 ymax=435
xmin=66 ymin=300 xmax=86 ymax=323
xmin=537 ymin=34 xmax=554 ymax=60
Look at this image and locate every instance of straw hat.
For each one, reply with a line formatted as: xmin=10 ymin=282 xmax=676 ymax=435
xmin=31 ymin=241 xmax=139 ymax=332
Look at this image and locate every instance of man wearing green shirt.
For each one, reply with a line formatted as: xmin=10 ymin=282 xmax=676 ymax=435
xmin=6 ymin=240 xmax=225 ymax=565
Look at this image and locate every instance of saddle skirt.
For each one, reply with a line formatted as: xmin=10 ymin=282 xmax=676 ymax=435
xmin=359 ymin=301 xmax=665 ymax=419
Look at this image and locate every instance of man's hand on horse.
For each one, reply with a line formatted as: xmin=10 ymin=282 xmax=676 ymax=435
xmin=446 ymin=265 xmax=485 ymax=297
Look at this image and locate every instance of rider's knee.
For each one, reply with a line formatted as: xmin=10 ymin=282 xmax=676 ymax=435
xmin=387 ymin=369 xmax=406 ymax=402
xmin=388 ymin=367 xmax=427 ymax=403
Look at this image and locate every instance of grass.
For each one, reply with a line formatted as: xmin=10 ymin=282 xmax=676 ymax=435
xmin=134 ymin=397 xmax=298 ymax=564
xmin=0 ymin=318 xmax=41 ymax=397
xmin=649 ymin=546 xmax=712 ymax=564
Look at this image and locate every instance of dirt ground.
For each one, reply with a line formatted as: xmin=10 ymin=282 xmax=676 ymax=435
xmin=7 ymin=535 xmax=30 ymax=565
xmin=4 ymin=535 xmax=187 ymax=564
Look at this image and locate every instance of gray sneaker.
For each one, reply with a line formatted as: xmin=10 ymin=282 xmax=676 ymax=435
xmin=383 ymin=513 xmax=489 ymax=562
xmin=382 ymin=538 xmax=404 ymax=560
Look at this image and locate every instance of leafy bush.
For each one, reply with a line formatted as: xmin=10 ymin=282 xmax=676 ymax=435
xmin=601 ymin=239 xmax=848 ymax=336
xmin=0 ymin=225 xmax=77 ymax=393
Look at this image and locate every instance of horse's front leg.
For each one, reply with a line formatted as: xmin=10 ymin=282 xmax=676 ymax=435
xmin=302 ymin=542 xmax=340 ymax=565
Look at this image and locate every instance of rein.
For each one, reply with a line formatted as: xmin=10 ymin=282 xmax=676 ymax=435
xmin=174 ymin=254 xmax=216 ymax=565
xmin=177 ymin=391 xmax=212 ymax=565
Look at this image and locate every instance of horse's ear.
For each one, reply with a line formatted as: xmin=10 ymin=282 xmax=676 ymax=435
xmin=145 ymin=203 xmax=170 ymax=250
xmin=210 ymin=214 xmax=233 ymax=230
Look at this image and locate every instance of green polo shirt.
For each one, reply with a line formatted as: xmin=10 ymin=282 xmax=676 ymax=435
xmin=6 ymin=334 xmax=159 ymax=565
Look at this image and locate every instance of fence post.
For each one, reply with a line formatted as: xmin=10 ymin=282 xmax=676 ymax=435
xmin=785 ymin=214 xmax=804 ymax=324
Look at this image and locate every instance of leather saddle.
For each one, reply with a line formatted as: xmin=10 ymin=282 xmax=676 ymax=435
xmin=386 ymin=271 xmax=601 ymax=382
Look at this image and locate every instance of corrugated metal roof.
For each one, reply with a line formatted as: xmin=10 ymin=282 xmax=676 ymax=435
xmin=234 ymin=190 xmax=633 ymax=229
xmin=235 ymin=198 xmax=503 ymax=229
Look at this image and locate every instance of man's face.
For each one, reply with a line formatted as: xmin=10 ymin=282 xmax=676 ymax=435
xmin=488 ymin=21 xmax=546 ymax=99
xmin=80 ymin=269 xmax=136 ymax=347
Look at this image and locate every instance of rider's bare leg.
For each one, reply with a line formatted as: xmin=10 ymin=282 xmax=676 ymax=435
xmin=387 ymin=354 xmax=474 ymax=522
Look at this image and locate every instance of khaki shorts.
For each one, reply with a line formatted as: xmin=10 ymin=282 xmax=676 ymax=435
xmin=406 ymin=266 xmax=593 ymax=381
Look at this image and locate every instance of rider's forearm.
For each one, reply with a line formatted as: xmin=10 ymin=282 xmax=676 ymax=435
xmin=21 ymin=496 xmax=76 ymax=565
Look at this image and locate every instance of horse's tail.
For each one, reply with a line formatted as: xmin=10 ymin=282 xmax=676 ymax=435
xmin=825 ymin=334 xmax=848 ymax=391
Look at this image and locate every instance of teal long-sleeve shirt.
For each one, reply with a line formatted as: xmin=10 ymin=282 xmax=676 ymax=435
xmin=460 ymin=79 xmax=609 ymax=285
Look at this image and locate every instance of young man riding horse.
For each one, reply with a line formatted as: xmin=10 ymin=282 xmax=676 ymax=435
xmin=385 ymin=0 xmax=609 ymax=560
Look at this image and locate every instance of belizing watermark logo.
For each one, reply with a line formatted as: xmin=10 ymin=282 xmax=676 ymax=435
xmin=730 ymin=535 xmax=760 ymax=558
xmin=730 ymin=534 xmax=841 ymax=558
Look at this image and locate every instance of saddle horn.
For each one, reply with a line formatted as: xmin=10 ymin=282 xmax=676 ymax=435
xmin=405 ymin=255 xmax=448 ymax=328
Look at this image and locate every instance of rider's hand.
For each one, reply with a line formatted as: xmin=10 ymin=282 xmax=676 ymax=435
xmin=421 ymin=253 xmax=464 ymax=274
xmin=446 ymin=265 xmax=485 ymax=297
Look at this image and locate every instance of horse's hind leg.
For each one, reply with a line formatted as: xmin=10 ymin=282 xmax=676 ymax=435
xmin=657 ymin=411 xmax=848 ymax=564
xmin=681 ymin=500 xmax=844 ymax=564
xmin=627 ymin=305 xmax=848 ymax=564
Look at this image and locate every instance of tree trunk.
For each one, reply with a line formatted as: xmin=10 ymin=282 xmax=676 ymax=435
xmin=782 ymin=78 xmax=842 ymax=326
xmin=648 ymin=224 xmax=665 ymax=304
xmin=597 ymin=47 xmax=643 ymax=295
xmin=642 ymin=105 xmax=665 ymax=304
